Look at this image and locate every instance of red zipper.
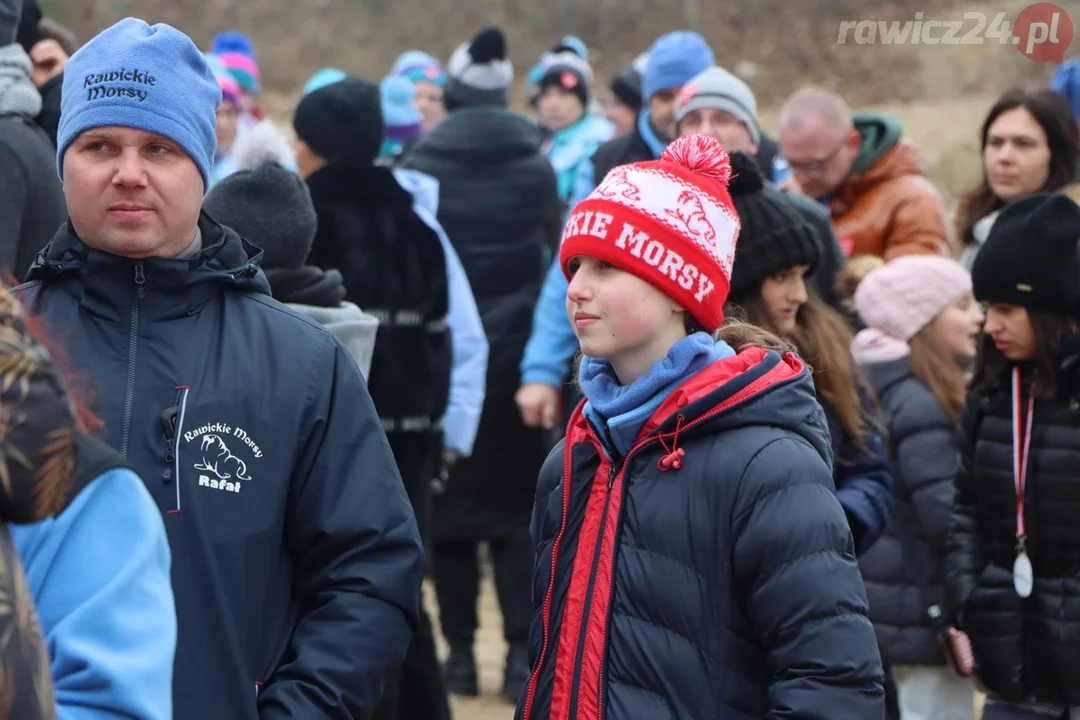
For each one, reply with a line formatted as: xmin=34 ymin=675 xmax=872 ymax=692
xmin=521 ymin=402 xmax=583 ymax=720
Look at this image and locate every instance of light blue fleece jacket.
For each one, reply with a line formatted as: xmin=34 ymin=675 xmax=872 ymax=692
xmin=545 ymin=115 xmax=615 ymax=204
xmin=394 ymin=167 xmax=489 ymax=456
xmin=10 ymin=467 xmax=175 ymax=720
xmin=520 ymin=110 xmax=667 ymax=388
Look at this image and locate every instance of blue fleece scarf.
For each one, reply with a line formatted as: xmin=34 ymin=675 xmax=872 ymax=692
xmin=580 ymin=332 xmax=735 ymax=458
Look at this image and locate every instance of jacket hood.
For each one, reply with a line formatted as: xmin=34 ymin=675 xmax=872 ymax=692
xmin=570 ymin=346 xmax=832 ymax=470
xmin=412 ymin=106 xmax=543 ymax=162
xmin=287 ymin=301 xmax=379 ymax=381
xmin=850 ymin=112 xmax=903 ymax=174
xmin=839 ymin=139 xmax=926 ymax=204
xmin=25 ymin=212 xmax=269 ymax=320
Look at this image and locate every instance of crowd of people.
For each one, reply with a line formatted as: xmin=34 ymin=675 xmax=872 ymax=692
xmin=4 ymin=0 xmax=1080 ymax=718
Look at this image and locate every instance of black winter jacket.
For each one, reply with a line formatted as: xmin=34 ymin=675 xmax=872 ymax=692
xmin=403 ymin=107 xmax=561 ymax=395
xmin=17 ymin=215 xmax=424 ymax=720
xmin=517 ymin=347 xmax=884 ymax=720
xmin=860 ymin=358 xmax=958 ymax=666
xmin=0 ymin=114 xmax=65 ymax=280
xmin=946 ymin=359 xmax=1080 ymax=705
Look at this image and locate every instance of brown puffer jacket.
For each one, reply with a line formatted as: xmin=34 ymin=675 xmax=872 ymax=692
xmin=831 ymin=140 xmax=952 ymax=262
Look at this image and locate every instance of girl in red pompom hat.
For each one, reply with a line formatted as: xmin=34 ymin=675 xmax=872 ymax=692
xmin=516 ymin=134 xmax=885 ymax=719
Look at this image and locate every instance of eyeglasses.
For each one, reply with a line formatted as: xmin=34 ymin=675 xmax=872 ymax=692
xmin=786 ymin=134 xmax=849 ymax=178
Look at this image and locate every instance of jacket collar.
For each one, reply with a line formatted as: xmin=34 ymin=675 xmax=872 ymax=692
xmin=26 ymin=211 xmax=270 ymax=321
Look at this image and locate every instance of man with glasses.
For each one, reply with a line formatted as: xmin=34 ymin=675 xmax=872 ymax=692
xmin=777 ymin=87 xmax=950 ymax=261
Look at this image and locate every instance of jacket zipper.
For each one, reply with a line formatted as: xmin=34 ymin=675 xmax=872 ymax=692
xmin=172 ymin=387 xmax=190 ymax=513
xmin=566 ymin=461 xmax=617 ymax=720
xmin=521 ymin=422 xmax=578 ymax=720
xmin=119 ymin=262 xmax=145 ymax=457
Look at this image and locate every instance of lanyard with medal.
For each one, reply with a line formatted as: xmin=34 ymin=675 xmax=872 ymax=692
xmin=1012 ymin=366 xmax=1035 ymax=599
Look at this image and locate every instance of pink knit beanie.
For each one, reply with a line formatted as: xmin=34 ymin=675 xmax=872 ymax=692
xmin=855 ymin=256 xmax=972 ymax=341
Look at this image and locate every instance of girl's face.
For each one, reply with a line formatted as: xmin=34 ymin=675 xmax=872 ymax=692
xmin=930 ymin=292 xmax=984 ymax=362
xmin=984 ymin=106 xmax=1051 ymax=204
xmin=414 ymin=81 xmax=446 ymax=131
xmin=566 ymin=255 xmax=685 ymax=383
xmin=215 ymin=101 xmax=238 ymax=155
xmin=982 ymin=301 xmax=1036 ymax=361
xmin=759 ymin=265 xmax=810 ymax=336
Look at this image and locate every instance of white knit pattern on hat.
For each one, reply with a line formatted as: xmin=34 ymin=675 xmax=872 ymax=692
xmin=591 ymin=158 xmax=740 ymax=281
xmin=447 ymin=41 xmax=513 ymax=91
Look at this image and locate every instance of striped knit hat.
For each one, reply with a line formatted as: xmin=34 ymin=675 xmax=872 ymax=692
xmin=560 ymin=134 xmax=740 ymax=331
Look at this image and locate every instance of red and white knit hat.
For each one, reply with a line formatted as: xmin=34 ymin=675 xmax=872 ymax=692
xmin=560 ymin=134 xmax=741 ymax=332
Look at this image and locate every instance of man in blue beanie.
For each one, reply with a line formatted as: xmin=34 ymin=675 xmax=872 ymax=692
xmin=515 ymin=30 xmax=714 ymax=432
xmin=20 ymin=17 xmax=424 ymax=720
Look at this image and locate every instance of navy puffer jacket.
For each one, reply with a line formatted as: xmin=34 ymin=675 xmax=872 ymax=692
xmin=516 ymin=347 xmax=884 ymax=720
xmin=859 ymin=358 xmax=958 ymax=666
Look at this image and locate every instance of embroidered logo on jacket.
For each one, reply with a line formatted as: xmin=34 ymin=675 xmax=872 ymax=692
xmin=184 ymin=423 xmax=264 ymax=494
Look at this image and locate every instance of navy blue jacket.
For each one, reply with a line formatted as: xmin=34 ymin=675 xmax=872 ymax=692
xmin=821 ymin=397 xmax=894 ymax=554
xmin=858 ymin=358 xmax=957 ymax=666
xmin=517 ymin=348 xmax=884 ymax=720
xmin=18 ymin=215 xmax=424 ymax=720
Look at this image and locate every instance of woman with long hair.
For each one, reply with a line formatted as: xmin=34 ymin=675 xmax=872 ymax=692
xmin=946 ymin=193 xmax=1080 ymax=719
xmin=852 ymin=257 xmax=984 ymax=720
xmin=955 ymin=87 xmax=1080 ymax=271
xmin=725 ymin=151 xmax=894 ymax=553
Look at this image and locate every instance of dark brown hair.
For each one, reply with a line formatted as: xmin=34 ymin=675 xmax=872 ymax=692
xmin=908 ymin=326 xmax=967 ymax=423
xmin=956 ymin=88 xmax=1080 ymax=250
xmin=737 ymin=293 xmax=875 ymax=443
xmin=37 ymin=19 xmax=80 ymax=57
xmin=970 ymin=309 xmax=1076 ymax=399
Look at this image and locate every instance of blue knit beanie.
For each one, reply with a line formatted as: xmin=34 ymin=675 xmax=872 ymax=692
xmin=303 ymin=67 xmax=347 ymax=96
xmin=211 ymin=30 xmax=256 ymax=62
xmin=392 ymin=50 xmax=446 ymax=88
xmin=57 ymin=18 xmax=221 ymax=190
xmin=642 ymin=31 xmax=714 ymax=101
xmin=1051 ymin=59 xmax=1080 ymax=121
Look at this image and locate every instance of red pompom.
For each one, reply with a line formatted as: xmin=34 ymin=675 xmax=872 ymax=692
xmin=661 ymin=134 xmax=732 ymax=183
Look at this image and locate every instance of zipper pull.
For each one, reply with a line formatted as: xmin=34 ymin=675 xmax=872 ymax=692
xmin=134 ymin=261 xmax=146 ymax=298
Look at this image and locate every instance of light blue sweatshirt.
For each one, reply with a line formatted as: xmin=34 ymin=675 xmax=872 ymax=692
xmin=10 ymin=467 xmax=176 ymax=720
xmin=394 ymin=167 xmax=489 ymax=457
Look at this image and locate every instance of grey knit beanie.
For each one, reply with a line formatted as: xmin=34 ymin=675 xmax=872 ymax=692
xmin=675 ymin=66 xmax=760 ymax=145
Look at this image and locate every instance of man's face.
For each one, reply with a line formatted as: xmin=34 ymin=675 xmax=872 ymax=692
xmin=677 ymin=107 xmax=757 ymax=155
xmin=537 ymin=86 xmax=585 ymax=133
xmin=63 ymin=126 xmax=204 ymax=259
xmin=778 ymin=116 xmax=859 ymax=200
xmin=648 ymin=88 xmax=681 ymax=141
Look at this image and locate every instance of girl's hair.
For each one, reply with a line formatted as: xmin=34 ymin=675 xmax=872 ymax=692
xmin=956 ymin=88 xmax=1080 ymax=249
xmin=686 ymin=309 xmax=795 ymax=355
xmin=970 ymin=309 xmax=1076 ymax=399
xmin=737 ymin=293 xmax=875 ymax=443
xmin=907 ymin=325 xmax=967 ymax=423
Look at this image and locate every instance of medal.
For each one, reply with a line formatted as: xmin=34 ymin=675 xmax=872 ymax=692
xmin=1011 ymin=367 xmax=1035 ymax=599
xmin=1013 ymin=545 xmax=1033 ymax=598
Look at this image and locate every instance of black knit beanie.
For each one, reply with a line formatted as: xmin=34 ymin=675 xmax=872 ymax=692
xmin=538 ymin=53 xmax=590 ymax=111
xmin=293 ymin=76 xmax=384 ymax=169
xmin=204 ymin=162 xmax=317 ymax=271
xmin=0 ymin=0 xmax=21 ymax=47
xmin=972 ymin=193 xmax=1080 ymax=316
xmin=726 ymin=151 xmax=822 ymax=302
xmin=610 ymin=60 xmax=644 ymax=112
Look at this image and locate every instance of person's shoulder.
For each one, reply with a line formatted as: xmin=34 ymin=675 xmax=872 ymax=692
xmin=228 ymin=291 xmax=342 ymax=356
